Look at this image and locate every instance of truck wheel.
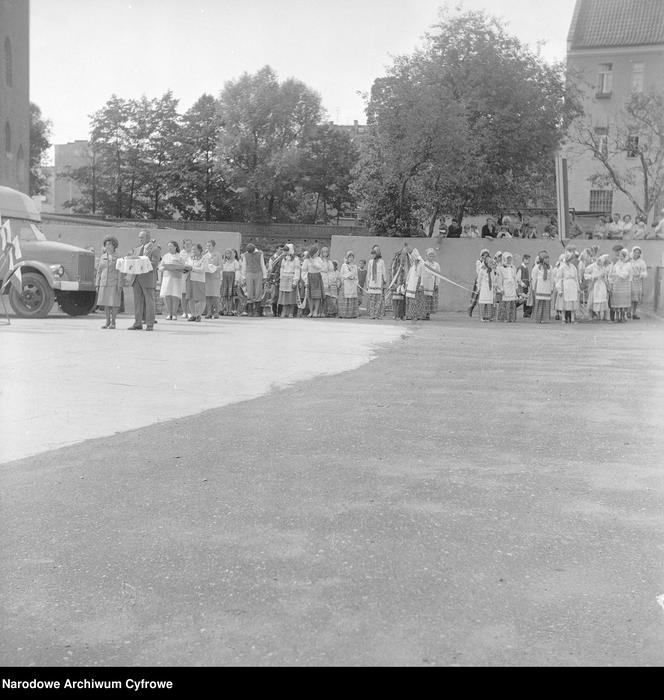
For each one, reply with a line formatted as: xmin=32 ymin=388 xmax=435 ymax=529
xmin=58 ymin=291 xmax=98 ymax=317
xmin=8 ymin=272 xmax=55 ymax=318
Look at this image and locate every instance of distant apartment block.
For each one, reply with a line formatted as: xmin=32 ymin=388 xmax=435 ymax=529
xmin=564 ymin=0 xmax=664 ymax=221
xmin=0 ymin=0 xmax=30 ymax=193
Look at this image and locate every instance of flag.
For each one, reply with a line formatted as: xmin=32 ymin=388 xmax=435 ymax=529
xmin=0 ymin=220 xmax=11 ymax=253
xmin=7 ymin=235 xmax=23 ymax=292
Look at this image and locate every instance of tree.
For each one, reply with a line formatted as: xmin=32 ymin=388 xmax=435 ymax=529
xmin=218 ymin=66 xmax=322 ymax=222
xmin=299 ymin=124 xmax=359 ymax=223
xmin=139 ymin=91 xmax=182 ymax=219
xmin=29 ymin=103 xmax=51 ymax=197
xmin=570 ymin=92 xmax=664 ymax=221
xmin=354 ymin=9 xmax=580 ymax=235
xmin=170 ymin=94 xmax=233 ymax=220
xmin=66 ymin=93 xmax=184 ymax=218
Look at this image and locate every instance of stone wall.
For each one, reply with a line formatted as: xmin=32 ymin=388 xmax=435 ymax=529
xmin=40 ymin=224 xmax=241 ymax=258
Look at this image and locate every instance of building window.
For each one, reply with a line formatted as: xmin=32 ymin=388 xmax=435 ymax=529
xmin=16 ymin=144 xmax=25 ymax=185
xmin=589 ymin=190 xmax=613 ymax=213
xmin=632 ymin=62 xmax=644 ymax=93
xmin=594 ymin=126 xmax=608 ymax=158
xmin=627 ymin=135 xmax=639 ymax=158
xmin=597 ymin=63 xmax=613 ymax=97
xmin=4 ymin=37 xmax=12 ymax=87
xmin=5 ymin=121 xmax=11 ymax=153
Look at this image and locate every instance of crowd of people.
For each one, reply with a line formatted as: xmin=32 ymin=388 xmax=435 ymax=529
xmin=469 ymin=243 xmax=649 ymax=324
xmin=94 ymin=232 xmax=444 ymax=329
xmin=94 ymin=230 xmax=652 ymax=330
xmin=449 ymin=210 xmax=664 ymax=241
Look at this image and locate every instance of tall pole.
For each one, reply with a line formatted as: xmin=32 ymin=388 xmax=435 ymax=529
xmin=555 ymin=156 xmax=570 ymax=244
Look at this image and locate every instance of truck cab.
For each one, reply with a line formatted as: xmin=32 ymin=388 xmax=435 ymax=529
xmin=0 ymin=186 xmax=97 ymax=317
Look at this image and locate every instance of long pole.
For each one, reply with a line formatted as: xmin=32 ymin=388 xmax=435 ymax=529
xmin=555 ymin=156 xmax=570 ymax=245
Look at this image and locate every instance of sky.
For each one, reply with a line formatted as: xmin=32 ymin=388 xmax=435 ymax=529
xmin=30 ymin=0 xmax=578 ymax=153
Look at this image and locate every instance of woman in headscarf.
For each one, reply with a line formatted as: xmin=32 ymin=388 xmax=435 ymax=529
xmin=496 ymin=251 xmax=518 ymax=322
xmin=630 ymin=246 xmax=647 ymax=320
xmin=476 ymin=254 xmax=496 ymax=322
xmin=609 ymin=248 xmax=633 ymax=323
xmin=366 ymin=245 xmax=387 ymax=319
xmin=532 ymin=251 xmax=553 ymax=324
xmin=302 ymin=245 xmax=325 ymax=318
xmin=552 ymin=253 xmax=566 ymax=320
xmin=557 ymin=250 xmax=580 ymax=324
xmin=277 ymin=244 xmax=301 ymax=318
xmin=339 ymin=251 xmax=359 ymax=319
xmin=421 ymin=248 xmax=440 ymax=320
xmin=584 ymin=253 xmax=611 ymax=321
xmin=320 ymin=246 xmax=335 ymax=317
xmin=185 ymin=243 xmax=207 ymax=322
xmin=203 ymin=240 xmax=222 ymax=319
xmin=405 ymin=248 xmax=426 ymax=321
xmin=469 ymin=248 xmax=490 ymax=317
xmin=158 ymin=240 xmax=185 ymax=321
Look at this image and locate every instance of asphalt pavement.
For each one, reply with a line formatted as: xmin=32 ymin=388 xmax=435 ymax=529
xmin=1 ymin=312 xmax=663 ymax=666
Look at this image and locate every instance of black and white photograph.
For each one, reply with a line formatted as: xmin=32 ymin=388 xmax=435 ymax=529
xmin=1 ymin=0 xmax=664 ymax=672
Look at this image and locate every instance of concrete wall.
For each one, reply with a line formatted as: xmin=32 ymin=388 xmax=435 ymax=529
xmin=40 ymin=224 xmax=242 ymax=258
xmin=331 ymin=236 xmax=664 ymax=312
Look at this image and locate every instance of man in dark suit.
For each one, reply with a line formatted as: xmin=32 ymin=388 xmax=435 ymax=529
xmin=446 ymin=218 xmax=462 ymax=238
xmin=128 ymin=230 xmax=161 ymax=331
xmin=481 ymin=217 xmax=497 ymax=239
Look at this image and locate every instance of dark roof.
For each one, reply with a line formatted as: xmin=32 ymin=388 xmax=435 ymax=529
xmin=568 ymin=0 xmax=664 ymax=49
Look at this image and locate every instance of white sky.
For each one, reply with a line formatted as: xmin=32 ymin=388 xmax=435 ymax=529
xmin=30 ymin=0 xmax=578 ymax=149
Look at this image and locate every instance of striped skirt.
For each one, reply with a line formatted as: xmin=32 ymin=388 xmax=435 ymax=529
xmin=220 ymin=271 xmax=235 ymax=298
xmin=338 ymin=296 xmax=359 ymax=318
xmin=498 ymin=300 xmax=517 ymax=322
xmin=308 ymin=272 xmax=324 ymax=300
xmin=479 ymin=303 xmax=494 ymax=321
xmin=367 ymin=293 xmax=384 ymax=318
xmin=631 ymin=278 xmax=643 ymax=303
xmin=611 ymin=278 xmax=631 ymax=309
xmin=534 ymin=298 xmax=551 ymax=322
xmin=406 ymin=291 xmax=426 ymax=320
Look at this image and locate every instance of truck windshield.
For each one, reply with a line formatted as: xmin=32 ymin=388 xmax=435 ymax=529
xmin=10 ymin=221 xmax=47 ymax=242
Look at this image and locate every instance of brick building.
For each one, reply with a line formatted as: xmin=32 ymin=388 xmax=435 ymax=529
xmin=0 ymin=0 xmax=30 ymax=193
xmin=564 ymin=0 xmax=664 ymax=221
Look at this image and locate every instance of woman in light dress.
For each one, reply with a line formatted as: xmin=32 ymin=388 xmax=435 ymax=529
xmin=557 ymin=251 xmax=580 ymax=324
xmin=319 ymin=246 xmax=335 ymax=317
xmin=584 ymin=254 xmax=611 ymax=321
xmin=302 ymin=246 xmax=325 ymax=318
xmin=476 ymin=255 xmax=496 ymax=322
xmin=366 ymin=245 xmax=387 ymax=319
xmin=405 ymin=248 xmax=426 ymax=321
xmin=532 ymin=252 xmax=553 ymax=324
xmin=422 ymin=248 xmax=440 ymax=320
xmin=159 ymin=240 xmax=186 ymax=320
xmin=203 ymin=240 xmax=223 ymax=319
xmin=496 ymin=251 xmax=518 ymax=322
xmin=277 ymin=244 xmax=301 ymax=318
xmin=630 ymin=246 xmax=647 ymax=320
xmin=186 ymin=243 xmax=208 ymax=322
xmin=339 ymin=251 xmax=359 ymax=319
xmin=609 ymin=248 xmax=633 ymax=323
xmin=220 ymin=248 xmax=241 ymax=316
xmin=96 ymin=235 xmax=123 ymax=329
